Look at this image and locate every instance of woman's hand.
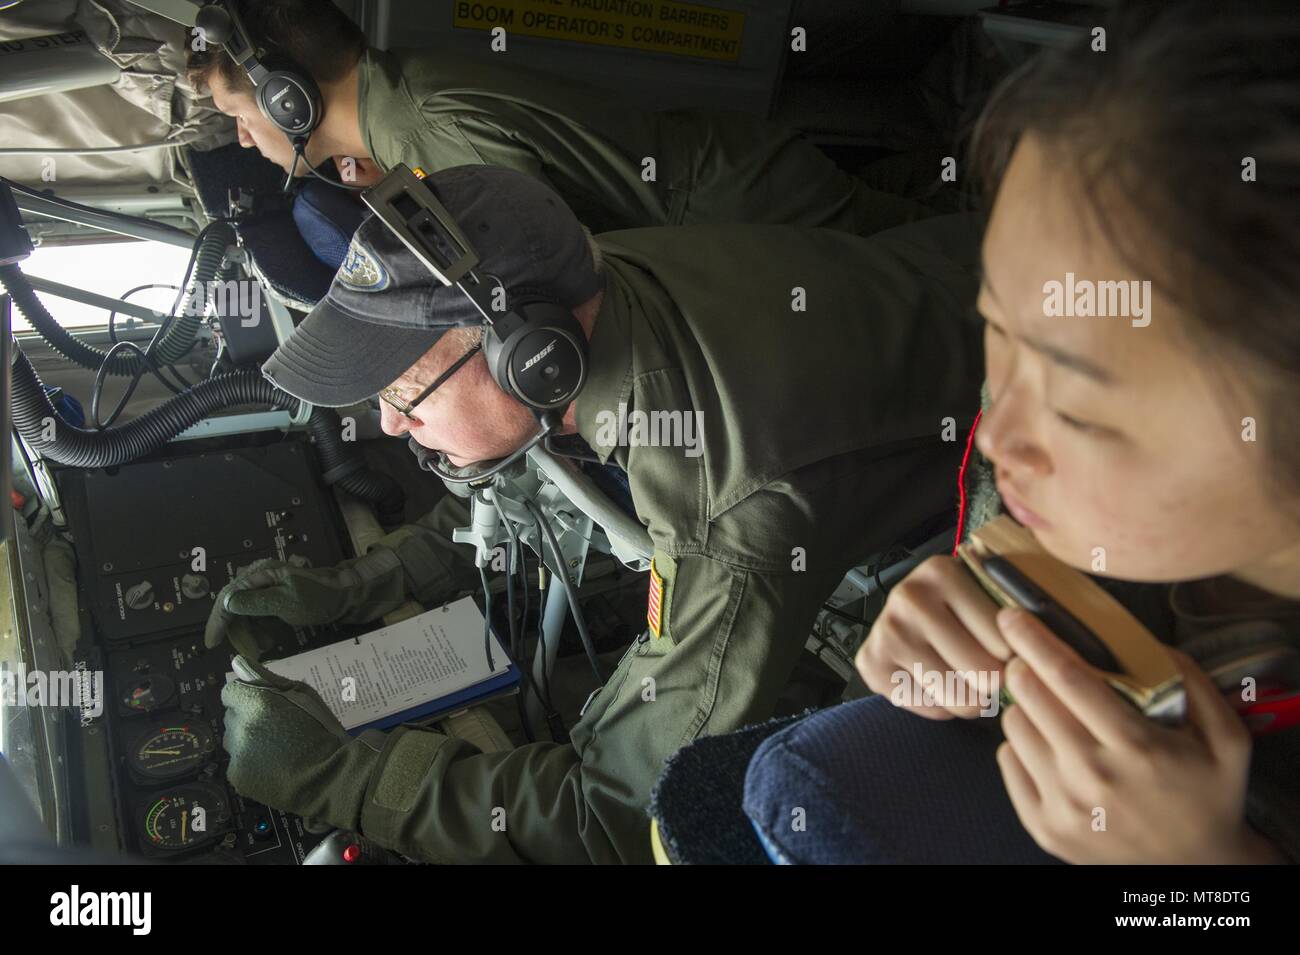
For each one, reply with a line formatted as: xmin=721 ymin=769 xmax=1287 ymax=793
xmin=855 ymin=555 xmax=1010 ymax=719
xmin=995 ymin=607 xmax=1283 ymax=864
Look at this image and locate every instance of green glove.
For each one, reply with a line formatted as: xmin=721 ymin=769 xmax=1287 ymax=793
xmin=203 ymin=511 xmax=487 ymax=655
xmin=220 ymin=655 xmax=384 ymax=831
xmin=203 ymin=550 xmax=407 ymax=653
xmin=217 ymin=614 xmax=280 ymax=664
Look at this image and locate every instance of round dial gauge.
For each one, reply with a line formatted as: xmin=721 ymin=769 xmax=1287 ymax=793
xmin=129 ymin=721 xmax=216 ymax=781
xmin=138 ymin=784 xmax=228 ymax=851
xmin=121 ymin=674 xmax=175 ymax=714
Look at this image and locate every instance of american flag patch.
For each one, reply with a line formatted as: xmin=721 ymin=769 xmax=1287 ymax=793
xmin=647 ymin=558 xmax=665 ymax=638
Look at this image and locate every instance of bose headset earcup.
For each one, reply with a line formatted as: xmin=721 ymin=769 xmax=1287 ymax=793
xmin=482 ymin=299 xmax=588 ymax=411
xmin=1180 ymin=620 xmax=1294 ymax=670
xmin=254 ymin=58 xmax=322 ymax=138
xmin=1182 ymin=621 xmax=1300 ymax=737
xmin=199 ymin=2 xmax=321 ymax=140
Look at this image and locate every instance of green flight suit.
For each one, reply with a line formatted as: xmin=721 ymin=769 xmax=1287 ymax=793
xmin=351 ymin=214 xmax=986 ymax=863
xmin=356 ymin=47 xmax=931 ymax=236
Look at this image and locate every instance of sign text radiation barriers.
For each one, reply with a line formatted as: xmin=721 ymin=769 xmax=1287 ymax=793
xmin=453 ymin=0 xmax=745 ymax=62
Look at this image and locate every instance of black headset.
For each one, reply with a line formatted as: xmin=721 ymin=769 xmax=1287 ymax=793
xmin=363 ymin=164 xmax=590 ymax=483
xmin=480 ymin=291 xmax=589 ymax=414
xmin=195 ymin=1 xmax=364 ymax=192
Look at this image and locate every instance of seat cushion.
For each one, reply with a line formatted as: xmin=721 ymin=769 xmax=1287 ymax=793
xmin=743 ymin=695 xmax=1061 ymax=864
xmin=292 ymin=179 xmax=370 ymax=271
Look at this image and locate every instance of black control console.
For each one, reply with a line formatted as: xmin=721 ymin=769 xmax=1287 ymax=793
xmin=56 ymin=436 xmax=365 ymax=864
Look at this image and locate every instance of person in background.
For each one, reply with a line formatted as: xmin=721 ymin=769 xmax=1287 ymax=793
xmin=187 ymin=0 xmax=932 ymax=236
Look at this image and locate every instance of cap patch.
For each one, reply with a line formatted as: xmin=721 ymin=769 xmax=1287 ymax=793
xmin=338 ymin=237 xmax=390 ymax=291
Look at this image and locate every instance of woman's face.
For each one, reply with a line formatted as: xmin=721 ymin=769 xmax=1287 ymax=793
xmin=976 ymin=135 xmax=1300 ymax=594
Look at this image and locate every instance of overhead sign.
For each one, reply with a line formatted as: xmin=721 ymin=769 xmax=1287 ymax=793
xmin=452 ymin=0 xmax=746 ymax=62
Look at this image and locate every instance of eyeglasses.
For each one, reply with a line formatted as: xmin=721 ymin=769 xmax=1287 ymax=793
xmin=377 ymin=342 xmax=482 ymax=419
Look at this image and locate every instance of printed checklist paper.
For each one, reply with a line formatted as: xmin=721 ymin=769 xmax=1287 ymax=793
xmin=232 ymin=596 xmax=514 ymax=731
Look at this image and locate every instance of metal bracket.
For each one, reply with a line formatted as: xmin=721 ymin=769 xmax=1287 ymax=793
xmin=452 ymin=463 xmax=598 ymax=586
xmin=361 ymin=164 xmax=480 ymax=286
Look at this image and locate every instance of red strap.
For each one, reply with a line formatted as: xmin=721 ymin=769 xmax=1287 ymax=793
xmin=1239 ymin=692 xmax=1300 ymax=737
xmin=953 ymin=410 xmax=983 ymax=555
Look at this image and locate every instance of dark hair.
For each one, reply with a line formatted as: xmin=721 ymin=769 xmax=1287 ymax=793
xmin=971 ymin=0 xmax=1300 ymax=500
xmin=186 ymin=0 xmax=366 ymax=95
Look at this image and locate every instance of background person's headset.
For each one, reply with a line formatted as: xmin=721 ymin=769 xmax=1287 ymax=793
xmin=362 ymin=164 xmax=590 ymax=484
xmin=194 ymin=1 xmax=365 ymax=193
xmin=1181 ymin=620 xmax=1300 ymax=737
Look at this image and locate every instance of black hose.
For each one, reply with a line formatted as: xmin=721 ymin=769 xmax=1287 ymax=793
xmin=304 ymin=408 xmax=405 ymax=524
xmin=0 ymin=223 xmax=231 ymax=376
xmin=155 ymin=224 xmax=231 ymax=367
xmin=13 ymin=347 xmax=293 ymax=466
xmin=11 ymin=347 xmax=405 ymax=519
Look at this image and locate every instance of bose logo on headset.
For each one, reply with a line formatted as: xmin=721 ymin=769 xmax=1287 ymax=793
xmin=521 ymin=340 xmax=558 ymax=373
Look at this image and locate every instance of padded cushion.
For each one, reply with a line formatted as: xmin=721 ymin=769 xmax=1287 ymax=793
xmin=649 ymin=713 xmax=805 ymax=864
xmin=185 ymin=143 xmax=337 ymax=308
xmin=292 ymin=179 xmax=370 ymax=271
xmin=743 ymin=695 xmax=1061 ymax=864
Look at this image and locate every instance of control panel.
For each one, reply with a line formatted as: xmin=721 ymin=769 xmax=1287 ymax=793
xmin=56 ymin=437 xmax=366 ymax=864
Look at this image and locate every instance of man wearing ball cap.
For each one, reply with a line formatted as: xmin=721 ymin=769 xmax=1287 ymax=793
xmin=213 ymin=162 xmax=985 ymax=863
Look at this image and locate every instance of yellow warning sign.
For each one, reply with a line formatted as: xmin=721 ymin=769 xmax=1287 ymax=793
xmin=452 ymin=0 xmax=745 ymax=62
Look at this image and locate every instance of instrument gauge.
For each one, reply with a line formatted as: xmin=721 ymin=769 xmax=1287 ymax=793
xmin=128 ymin=720 xmax=216 ymax=781
xmin=137 ymin=783 xmax=229 ymax=852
